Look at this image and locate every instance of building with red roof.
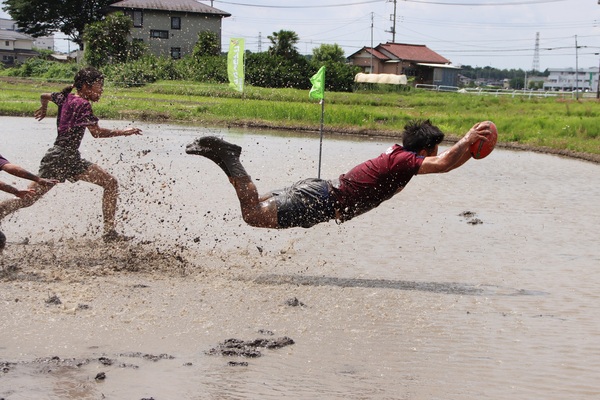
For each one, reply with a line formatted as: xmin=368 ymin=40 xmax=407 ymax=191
xmin=348 ymin=42 xmax=460 ymax=87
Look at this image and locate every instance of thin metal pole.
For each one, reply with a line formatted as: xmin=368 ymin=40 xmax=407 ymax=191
xmin=575 ymin=35 xmax=579 ymax=100
xmin=317 ymin=99 xmax=325 ymax=179
xmin=370 ymin=12 xmax=373 ymax=73
xmin=392 ymin=0 xmax=397 ymax=43
xmin=597 ymin=53 xmax=600 ymax=100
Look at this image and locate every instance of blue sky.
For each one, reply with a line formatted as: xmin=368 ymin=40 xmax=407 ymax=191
xmin=2 ymin=0 xmax=599 ymax=70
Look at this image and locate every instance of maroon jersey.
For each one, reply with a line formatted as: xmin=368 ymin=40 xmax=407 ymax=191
xmin=51 ymin=92 xmax=99 ymax=150
xmin=334 ymin=144 xmax=424 ymax=221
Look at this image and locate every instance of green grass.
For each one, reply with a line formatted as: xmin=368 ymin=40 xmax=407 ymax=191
xmin=1 ymin=78 xmax=598 ymax=156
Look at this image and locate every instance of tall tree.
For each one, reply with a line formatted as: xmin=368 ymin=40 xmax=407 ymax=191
xmin=267 ymin=30 xmax=300 ymax=59
xmin=2 ymin=0 xmax=114 ymax=49
xmin=84 ymin=12 xmax=143 ymax=68
xmin=312 ymin=43 xmax=345 ymax=64
xmin=192 ymin=31 xmax=220 ymax=60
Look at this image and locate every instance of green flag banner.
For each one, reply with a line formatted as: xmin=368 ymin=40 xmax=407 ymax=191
xmin=228 ymin=38 xmax=245 ymax=92
xmin=309 ymin=66 xmax=326 ymax=100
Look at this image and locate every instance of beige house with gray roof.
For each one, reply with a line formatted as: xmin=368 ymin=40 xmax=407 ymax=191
xmin=108 ymin=0 xmax=230 ymax=59
xmin=0 ymin=28 xmax=38 ymax=66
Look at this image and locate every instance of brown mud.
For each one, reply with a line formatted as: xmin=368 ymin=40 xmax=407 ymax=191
xmin=1 ymin=119 xmax=598 ymax=399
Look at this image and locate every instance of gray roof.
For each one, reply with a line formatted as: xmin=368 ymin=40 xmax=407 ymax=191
xmin=0 ymin=29 xmax=34 ymax=41
xmin=109 ymin=0 xmax=231 ymax=16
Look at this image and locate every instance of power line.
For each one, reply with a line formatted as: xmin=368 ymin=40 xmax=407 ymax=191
xmin=214 ymin=0 xmax=567 ymax=8
xmin=404 ymin=0 xmax=567 ymax=5
xmin=400 ymin=15 xmax=595 ymax=30
xmin=214 ymin=0 xmax=385 ymax=8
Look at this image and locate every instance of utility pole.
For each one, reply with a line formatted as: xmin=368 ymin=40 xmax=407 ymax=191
xmin=575 ymin=35 xmax=579 ymax=100
xmin=370 ymin=12 xmax=374 ymax=72
xmin=386 ymin=0 xmax=397 ymax=43
xmin=596 ymin=52 xmax=600 ymax=99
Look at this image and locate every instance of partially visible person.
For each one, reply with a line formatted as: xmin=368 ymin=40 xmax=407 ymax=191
xmin=0 ymin=67 xmax=142 ymax=242
xmin=0 ymin=153 xmax=57 ymax=253
xmin=186 ymin=119 xmax=493 ymax=229
xmin=0 ymin=230 xmax=5 ymax=254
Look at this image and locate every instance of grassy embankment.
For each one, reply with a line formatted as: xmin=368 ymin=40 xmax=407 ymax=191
xmin=1 ymin=78 xmax=598 ymax=160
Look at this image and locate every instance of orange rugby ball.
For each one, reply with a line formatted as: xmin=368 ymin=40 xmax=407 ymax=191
xmin=470 ymin=121 xmax=498 ymax=159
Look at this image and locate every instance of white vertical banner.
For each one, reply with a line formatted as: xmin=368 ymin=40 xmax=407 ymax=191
xmin=227 ymin=38 xmax=245 ymax=92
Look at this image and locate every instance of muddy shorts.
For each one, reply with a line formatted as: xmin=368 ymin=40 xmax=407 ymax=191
xmin=38 ymin=146 xmax=92 ymax=183
xmin=271 ymin=178 xmax=337 ymax=229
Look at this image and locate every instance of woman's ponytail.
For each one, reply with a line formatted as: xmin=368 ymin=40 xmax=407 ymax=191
xmin=60 ymin=84 xmax=75 ymax=97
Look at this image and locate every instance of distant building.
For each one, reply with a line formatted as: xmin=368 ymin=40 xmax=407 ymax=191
xmin=33 ymin=36 xmax=55 ymax=52
xmin=108 ymin=0 xmax=231 ymax=59
xmin=526 ymin=76 xmax=546 ymax=90
xmin=1 ymin=17 xmax=56 ymax=53
xmin=347 ymin=42 xmax=460 ymax=87
xmin=0 ymin=18 xmax=19 ymax=31
xmin=0 ymin=29 xmax=38 ymax=66
xmin=543 ymin=67 xmax=599 ymax=92
xmin=46 ymin=53 xmax=77 ymax=63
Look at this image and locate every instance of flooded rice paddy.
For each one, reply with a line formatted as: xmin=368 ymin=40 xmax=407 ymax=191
xmin=1 ymin=116 xmax=599 ymax=399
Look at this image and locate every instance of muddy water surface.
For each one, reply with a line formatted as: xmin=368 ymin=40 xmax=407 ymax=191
xmin=1 ymin=116 xmax=599 ymax=399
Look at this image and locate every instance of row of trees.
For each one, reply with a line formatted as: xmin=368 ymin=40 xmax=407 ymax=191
xmin=460 ymin=65 xmax=549 ymax=81
xmin=460 ymin=65 xmax=549 ymax=90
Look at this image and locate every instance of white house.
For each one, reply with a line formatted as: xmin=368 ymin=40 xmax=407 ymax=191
xmin=1 ymin=18 xmax=55 ymax=53
xmin=0 ymin=29 xmax=38 ymax=66
xmin=543 ymin=67 xmax=599 ymax=92
xmin=33 ymin=36 xmax=56 ymax=52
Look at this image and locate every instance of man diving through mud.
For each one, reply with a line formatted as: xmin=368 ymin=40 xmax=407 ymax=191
xmin=186 ymin=119 xmax=492 ymax=229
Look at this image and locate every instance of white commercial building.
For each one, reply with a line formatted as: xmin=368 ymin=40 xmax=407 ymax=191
xmin=543 ymin=67 xmax=599 ymax=92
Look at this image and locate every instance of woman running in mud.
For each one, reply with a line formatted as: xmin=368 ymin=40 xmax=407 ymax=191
xmin=0 ymin=67 xmax=141 ymax=242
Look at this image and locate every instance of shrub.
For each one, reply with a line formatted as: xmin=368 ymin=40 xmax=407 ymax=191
xmin=104 ymin=56 xmax=158 ymax=87
xmin=310 ymin=61 xmax=360 ymax=93
xmin=83 ymin=12 xmax=145 ymax=68
xmin=245 ymin=52 xmax=310 ymax=89
xmin=176 ymin=55 xmax=227 ymax=83
xmin=4 ymin=58 xmax=77 ymax=81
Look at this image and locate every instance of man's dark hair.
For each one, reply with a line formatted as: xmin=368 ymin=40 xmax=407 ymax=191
xmin=402 ymin=119 xmax=445 ymax=153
